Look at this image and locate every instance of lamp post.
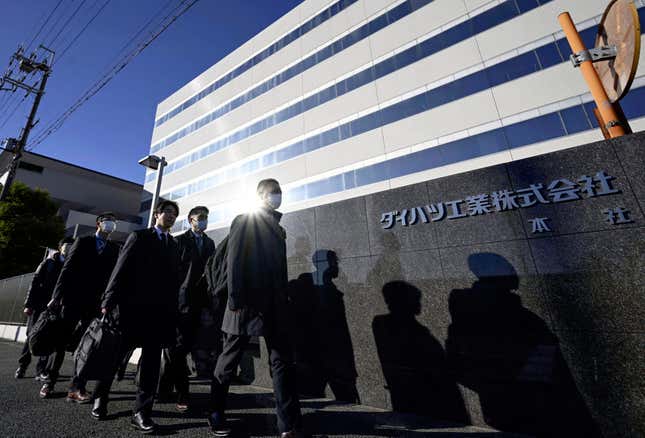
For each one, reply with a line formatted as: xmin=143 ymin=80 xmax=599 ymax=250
xmin=138 ymin=154 xmax=167 ymax=228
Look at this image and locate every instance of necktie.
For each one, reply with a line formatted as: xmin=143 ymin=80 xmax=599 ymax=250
xmin=162 ymin=233 xmax=168 ymax=247
xmin=97 ymin=239 xmax=106 ymax=254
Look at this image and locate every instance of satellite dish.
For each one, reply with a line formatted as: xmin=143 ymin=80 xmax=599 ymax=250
xmin=594 ymin=0 xmax=641 ymax=103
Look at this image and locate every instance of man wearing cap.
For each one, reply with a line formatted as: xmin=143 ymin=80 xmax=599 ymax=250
xmin=40 ymin=212 xmax=120 ymax=401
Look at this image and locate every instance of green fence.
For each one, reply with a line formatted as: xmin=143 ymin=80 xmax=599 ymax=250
xmin=0 ymin=273 xmax=34 ymax=324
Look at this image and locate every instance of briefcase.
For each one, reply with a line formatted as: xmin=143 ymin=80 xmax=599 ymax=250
xmin=28 ymin=307 xmax=63 ymax=357
xmin=74 ymin=314 xmax=122 ymax=381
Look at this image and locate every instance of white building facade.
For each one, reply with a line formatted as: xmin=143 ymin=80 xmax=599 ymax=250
xmin=142 ymin=0 xmax=645 ymax=232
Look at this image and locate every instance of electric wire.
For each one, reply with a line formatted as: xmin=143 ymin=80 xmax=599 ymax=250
xmin=54 ymin=0 xmax=112 ymax=65
xmin=48 ymin=0 xmax=89 ymax=48
xmin=0 ymin=93 xmax=29 ymax=131
xmin=24 ymin=0 xmax=64 ymax=53
xmin=40 ymin=1 xmax=77 ymax=50
xmin=27 ymin=0 xmax=200 ymax=150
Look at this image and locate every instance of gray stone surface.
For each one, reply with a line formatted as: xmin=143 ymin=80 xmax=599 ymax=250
xmin=611 ymin=132 xmax=645 ymax=217
xmin=314 ymin=197 xmax=370 ymax=259
xmin=426 ymin=166 xmax=526 ymax=247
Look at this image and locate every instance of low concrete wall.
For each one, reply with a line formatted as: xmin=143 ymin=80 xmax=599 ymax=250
xmin=207 ymin=133 xmax=644 ymax=437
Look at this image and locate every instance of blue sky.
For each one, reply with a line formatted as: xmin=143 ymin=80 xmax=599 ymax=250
xmin=0 ymin=0 xmax=302 ymax=184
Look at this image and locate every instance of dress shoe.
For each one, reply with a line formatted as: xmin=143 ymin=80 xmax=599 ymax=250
xmin=14 ymin=368 xmax=25 ymax=379
xmin=34 ymin=372 xmax=48 ymax=382
xmin=176 ymin=402 xmax=189 ymax=413
xmin=66 ymin=389 xmax=92 ymax=404
xmin=39 ymin=383 xmax=53 ymax=399
xmin=130 ymin=412 xmax=155 ymax=433
xmin=207 ymin=412 xmax=231 ymax=437
xmin=280 ymin=430 xmax=305 ymax=438
xmin=91 ymin=398 xmax=107 ymax=420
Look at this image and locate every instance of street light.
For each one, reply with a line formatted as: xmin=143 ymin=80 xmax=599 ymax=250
xmin=138 ymin=154 xmax=167 ymax=228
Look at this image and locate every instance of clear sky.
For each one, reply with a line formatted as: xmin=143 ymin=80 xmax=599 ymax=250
xmin=0 ymin=0 xmax=303 ymax=184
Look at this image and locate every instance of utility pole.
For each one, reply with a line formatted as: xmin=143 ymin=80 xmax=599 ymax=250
xmin=0 ymin=45 xmax=54 ymax=201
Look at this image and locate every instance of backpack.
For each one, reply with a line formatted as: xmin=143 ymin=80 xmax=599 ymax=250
xmin=202 ymin=235 xmax=229 ymax=314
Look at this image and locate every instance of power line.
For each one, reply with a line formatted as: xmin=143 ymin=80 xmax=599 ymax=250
xmin=54 ymin=0 xmax=112 ymax=65
xmin=27 ymin=0 xmax=200 ymax=150
xmin=40 ymin=1 xmax=76 ymax=50
xmin=0 ymin=93 xmax=28 ymax=132
xmin=25 ymin=0 xmax=64 ymax=53
xmin=48 ymin=0 xmax=89 ymax=48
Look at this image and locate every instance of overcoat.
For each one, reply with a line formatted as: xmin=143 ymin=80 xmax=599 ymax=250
xmin=101 ymin=228 xmax=180 ymax=347
xmin=51 ymin=235 xmax=119 ymax=322
xmin=176 ymin=229 xmax=215 ymax=315
xmin=221 ymin=208 xmax=288 ymax=337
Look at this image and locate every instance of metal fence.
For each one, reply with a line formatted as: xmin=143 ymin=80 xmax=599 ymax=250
xmin=0 ymin=273 xmax=34 ymax=324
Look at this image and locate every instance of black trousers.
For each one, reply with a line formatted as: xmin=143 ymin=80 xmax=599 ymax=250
xmin=211 ymin=332 xmax=301 ymax=433
xmin=18 ymin=310 xmax=49 ymax=374
xmin=47 ymin=317 xmax=89 ymax=391
xmin=95 ymin=343 xmax=162 ymax=415
xmin=158 ymin=315 xmax=197 ymax=402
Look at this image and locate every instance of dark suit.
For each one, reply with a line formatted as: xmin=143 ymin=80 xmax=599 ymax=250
xmin=18 ymin=253 xmax=64 ymax=374
xmin=159 ymin=229 xmax=214 ymax=401
xmin=212 ymin=208 xmax=301 ymax=434
xmin=48 ymin=235 xmax=119 ymax=388
xmin=96 ymin=228 xmax=180 ymax=415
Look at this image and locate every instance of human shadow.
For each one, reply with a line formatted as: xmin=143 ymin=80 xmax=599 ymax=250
xmin=288 ymin=249 xmax=360 ymax=403
xmin=445 ymin=252 xmax=599 ymax=436
xmin=372 ymin=280 xmax=468 ymax=423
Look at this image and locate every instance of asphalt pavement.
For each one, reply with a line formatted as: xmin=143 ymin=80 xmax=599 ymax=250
xmin=0 ymin=341 xmax=527 ymax=437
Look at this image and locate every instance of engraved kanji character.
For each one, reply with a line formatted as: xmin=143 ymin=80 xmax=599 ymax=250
xmin=446 ymin=200 xmax=467 ymax=220
xmin=579 ymin=171 xmax=620 ymax=197
xmin=426 ymin=203 xmax=446 ymax=222
xmin=380 ymin=211 xmax=397 ymax=229
xmin=465 ymin=194 xmax=492 ymax=216
xmin=603 ymin=207 xmax=633 ymax=225
xmin=529 ymin=217 xmax=552 ymax=233
xmin=516 ymin=184 xmax=549 ymax=207
xmin=491 ymin=189 xmax=520 ymax=211
xmin=546 ymin=178 xmax=580 ymax=203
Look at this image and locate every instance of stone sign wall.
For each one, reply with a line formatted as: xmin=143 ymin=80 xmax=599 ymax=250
xmin=207 ymin=132 xmax=644 ymax=437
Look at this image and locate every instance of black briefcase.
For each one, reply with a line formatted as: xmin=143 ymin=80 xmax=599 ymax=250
xmin=74 ymin=314 xmax=122 ymax=381
xmin=28 ymin=307 xmax=63 ymax=357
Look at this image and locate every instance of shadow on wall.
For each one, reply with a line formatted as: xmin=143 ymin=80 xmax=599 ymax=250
xmin=445 ymin=252 xmax=600 ymax=436
xmin=288 ymin=249 xmax=360 ymax=403
xmin=372 ymin=280 xmax=469 ymax=423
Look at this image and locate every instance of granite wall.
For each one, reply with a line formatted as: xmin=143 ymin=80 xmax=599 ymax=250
xmin=207 ymin=132 xmax=645 ymax=437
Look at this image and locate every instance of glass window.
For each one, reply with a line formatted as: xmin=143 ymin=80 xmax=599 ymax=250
xmin=306 ymin=175 xmax=343 ymax=198
xmin=560 ymin=106 xmax=591 ymax=134
xmin=504 ymin=113 xmax=565 ymax=148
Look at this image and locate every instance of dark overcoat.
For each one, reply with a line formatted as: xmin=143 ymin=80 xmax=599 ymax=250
xmin=101 ymin=228 xmax=180 ymax=347
xmin=51 ymin=235 xmax=119 ymax=322
xmin=176 ymin=229 xmax=215 ymax=315
xmin=222 ymin=208 xmax=288 ymax=337
xmin=24 ymin=253 xmax=64 ymax=311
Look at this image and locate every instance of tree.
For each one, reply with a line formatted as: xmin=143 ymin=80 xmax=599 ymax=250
xmin=0 ymin=181 xmax=65 ymax=278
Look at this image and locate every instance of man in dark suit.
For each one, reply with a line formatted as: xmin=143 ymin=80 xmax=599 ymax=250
xmin=94 ymin=200 xmax=181 ymax=433
xmin=208 ymin=179 xmax=302 ymax=438
xmin=158 ymin=205 xmax=215 ymax=412
xmin=40 ymin=213 xmax=120 ymax=400
xmin=15 ymin=237 xmax=74 ymax=380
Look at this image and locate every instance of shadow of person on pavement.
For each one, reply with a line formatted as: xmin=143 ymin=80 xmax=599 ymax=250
xmin=372 ymin=280 xmax=468 ymax=423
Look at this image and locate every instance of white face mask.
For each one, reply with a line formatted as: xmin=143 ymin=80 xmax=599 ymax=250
xmin=266 ymin=193 xmax=282 ymax=209
xmin=100 ymin=220 xmax=116 ymax=233
xmin=60 ymin=244 xmax=71 ymax=258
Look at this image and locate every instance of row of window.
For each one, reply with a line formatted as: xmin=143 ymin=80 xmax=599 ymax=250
xmin=169 ymin=84 xmax=645 ymax=233
xmin=151 ymin=0 xmax=439 ymax=153
xmin=156 ymin=20 xmax=602 ymax=200
xmin=148 ymin=0 xmax=555 ymax=180
xmin=155 ymin=0 xmax=360 ymax=127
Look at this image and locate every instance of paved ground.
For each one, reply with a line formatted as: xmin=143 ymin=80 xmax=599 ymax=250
xmin=0 ymin=341 xmax=528 ymax=437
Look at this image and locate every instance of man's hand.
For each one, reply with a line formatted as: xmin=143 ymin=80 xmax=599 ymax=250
xmin=101 ymin=308 xmax=107 ymax=315
xmin=23 ymin=308 xmax=33 ymax=316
